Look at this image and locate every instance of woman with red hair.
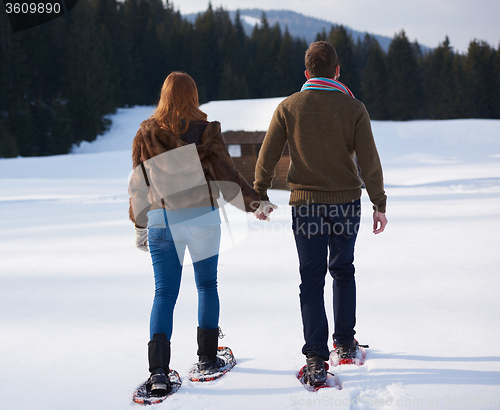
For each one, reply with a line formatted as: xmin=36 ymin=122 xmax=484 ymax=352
xmin=129 ymin=72 xmax=273 ymax=397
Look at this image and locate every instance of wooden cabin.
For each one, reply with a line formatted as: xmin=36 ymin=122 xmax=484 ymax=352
xmin=222 ymin=131 xmax=290 ymax=190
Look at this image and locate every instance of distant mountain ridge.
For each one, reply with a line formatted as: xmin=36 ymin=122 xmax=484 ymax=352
xmin=185 ymin=8 xmax=398 ymax=52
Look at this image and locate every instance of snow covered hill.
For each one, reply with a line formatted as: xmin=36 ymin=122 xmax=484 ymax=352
xmin=1 ymin=99 xmax=500 ymax=409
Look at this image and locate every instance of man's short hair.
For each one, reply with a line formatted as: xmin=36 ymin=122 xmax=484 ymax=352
xmin=305 ymin=41 xmax=339 ymax=78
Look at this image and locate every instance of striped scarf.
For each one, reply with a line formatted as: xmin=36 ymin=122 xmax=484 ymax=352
xmin=300 ymin=77 xmax=355 ymax=98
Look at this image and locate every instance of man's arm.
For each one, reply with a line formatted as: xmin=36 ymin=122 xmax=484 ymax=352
xmin=254 ymin=107 xmax=288 ymax=199
xmin=353 ymin=105 xmax=387 ymax=214
xmin=353 ymin=105 xmax=388 ymax=234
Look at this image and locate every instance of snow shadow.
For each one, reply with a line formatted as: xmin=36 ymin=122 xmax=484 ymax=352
xmin=347 ymin=350 xmax=500 ymax=387
xmin=344 ymin=367 xmax=500 ymax=387
xmin=385 ymin=177 xmax=500 ymax=189
xmin=371 ymin=350 xmax=500 ymax=363
xmin=182 ymin=385 xmax=301 ymax=396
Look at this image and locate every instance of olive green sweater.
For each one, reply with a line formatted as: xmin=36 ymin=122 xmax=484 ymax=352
xmin=254 ymin=89 xmax=387 ymax=213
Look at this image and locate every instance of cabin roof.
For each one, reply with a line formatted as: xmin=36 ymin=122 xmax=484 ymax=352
xmin=223 ymin=131 xmax=266 ymax=144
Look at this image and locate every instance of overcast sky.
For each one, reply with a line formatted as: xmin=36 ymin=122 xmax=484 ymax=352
xmin=173 ymin=0 xmax=500 ymax=53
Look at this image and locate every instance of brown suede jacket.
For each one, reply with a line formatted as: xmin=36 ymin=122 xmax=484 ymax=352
xmin=129 ymin=118 xmax=260 ymax=227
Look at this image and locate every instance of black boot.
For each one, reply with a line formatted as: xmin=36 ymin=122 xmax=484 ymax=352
xmin=304 ymin=356 xmax=327 ymax=387
xmin=147 ymin=333 xmax=172 ymax=396
xmin=197 ymin=327 xmax=224 ymax=372
xmin=337 ymin=339 xmax=360 ymax=361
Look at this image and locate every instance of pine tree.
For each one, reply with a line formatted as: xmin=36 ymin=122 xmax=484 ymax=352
xmin=360 ymin=40 xmax=389 ymax=119
xmin=115 ymin=0 xmax=166 ymax=105
xmin=248 ymin=12 xmax=279 ymax=97
xmin=0 ymin=120 xmax=18 ymax=158
xmin=64 ymin=0 xmax=116 ymax=145
xmin=465 ymin=40 xmax=497 ymax=118
xmin=386 ymin=30 xmax=422 ymax=120
xmin=219 ymin=63 xmax=249 ymax=100
xmin=315 ymin=28 xmax=328 ymax=42
xmin=192 ymin=4 xmax=226 ymax=102
xmin=93 ymin=0 xmax=118 ymax=28
xmin=161 ymin=5 xmax=194 ymax=81
xmin=276 ymin=27 xmax=304 ymax=95
xmin=355 ymin=34 xmax=379 ymax=102
xmin=423 ymin=37 xmax=460 ymax=118
xmin=230 ymin=11 xmax=249 ymax=77
xmin=328 ymin=25 xmax=359 ymax=96
xmin=0 ymin=11 xmax=18 ymax=157
xmin=494 ymin=43 xmax=500 ymax=118
xmin=0 ymin=7 xmax=75 ymax=156
xmin=218 ymin=11 xmax=250 ymax=100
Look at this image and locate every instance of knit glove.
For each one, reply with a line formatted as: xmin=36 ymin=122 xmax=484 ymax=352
xmin=135 ymin=227 xmax=149 ymax=252
xmin=253 ymin=200 xmax=278 ymax=221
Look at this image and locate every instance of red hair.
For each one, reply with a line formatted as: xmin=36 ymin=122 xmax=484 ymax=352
xmin=153 ymin=72 xmax=207 ymax=136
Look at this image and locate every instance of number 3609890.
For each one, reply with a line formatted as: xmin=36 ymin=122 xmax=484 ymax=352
xmin=5 ymin=3 xmax=62 ymax=14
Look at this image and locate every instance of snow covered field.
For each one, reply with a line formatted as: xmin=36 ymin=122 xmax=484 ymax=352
xmin=1 ymin=98 xmax=500 ymax=409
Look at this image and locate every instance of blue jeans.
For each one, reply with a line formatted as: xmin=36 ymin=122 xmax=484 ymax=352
xmin=148 ymin=212 xmax=221 ymax=340
xmin=292 ymin=200 xmax=361 ymax=359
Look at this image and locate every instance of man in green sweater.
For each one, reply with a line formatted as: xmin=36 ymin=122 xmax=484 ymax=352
xmin=254 ymin=41 xmax=387 ymax=387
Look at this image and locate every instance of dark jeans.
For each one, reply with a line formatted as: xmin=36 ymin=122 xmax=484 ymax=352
xmin=292 ymin=199 xmax=361 ymax=360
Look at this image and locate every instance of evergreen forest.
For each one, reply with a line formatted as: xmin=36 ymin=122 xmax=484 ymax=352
xmin=1 ymin=0 xmax=499 ymax=158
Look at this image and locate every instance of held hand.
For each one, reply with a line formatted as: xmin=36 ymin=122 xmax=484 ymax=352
xmin=253 ymin=200 xmax=278 ymax=221
xmin=135 ymin=227 xmax=149 ymax=252
xmin=373 ymin=211 xmax=388 ymax=234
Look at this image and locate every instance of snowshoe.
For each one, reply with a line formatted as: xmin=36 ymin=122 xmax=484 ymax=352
xmin=189 ymin=346 xmax=236 ymax=382
xmin=132 ymin=369 xmax=181 ymax=405
xmin=297 ymin=360 xmax=341 ymax=392
xmin=330 ymin=339 xmax=368 ymax=366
